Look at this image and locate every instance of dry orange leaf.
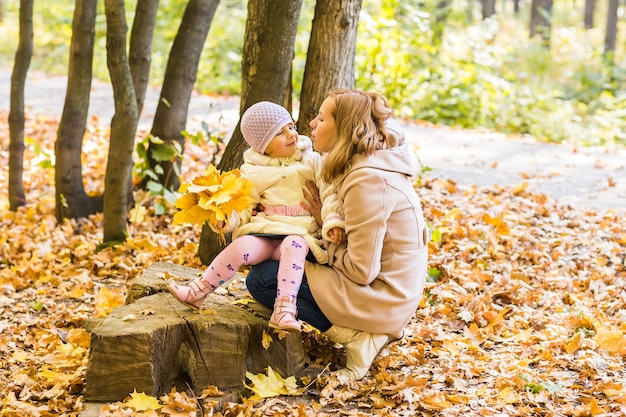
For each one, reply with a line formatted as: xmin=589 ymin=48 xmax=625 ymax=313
xmin=564 ymin=331 xmax=583 ymax=354
xmin=593 ymin=326 xmax=626 ymax=355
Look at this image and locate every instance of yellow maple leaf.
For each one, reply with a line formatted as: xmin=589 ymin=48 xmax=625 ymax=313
xmin=38 ymin=368 xmax=74 ymax=384
xmin=261 ymin=330 xmax=273 ymax=349
xmin=421 ymin=392 xmax=453 ymax=409
xmin=12 ymin=350 xmax=31 ymax=363
xmin=173 ymin=166 xmax=254 ymax=236
xmin=129 ymin=205 xmax=147 ymax=224
xmin=564 ymin=331 xmax=583 ymax=354
xmin=593 ymin=326 xmax=626 ymax=355
xmin=244 ymin=366 xmax=304 ymax=399
xmin=94 ymin=286 xmax=126 ymax=318
xmin=66 ymin=328 xmax=91 ymax=348
xmin=126 ymin=389 xmax=161 ymax=412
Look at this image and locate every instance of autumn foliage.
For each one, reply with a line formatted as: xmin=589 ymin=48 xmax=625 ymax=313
xmin=1 ymin=112 xmax=625 ymax=416
xmin=173 ymin=165 xmax=254 ymax=243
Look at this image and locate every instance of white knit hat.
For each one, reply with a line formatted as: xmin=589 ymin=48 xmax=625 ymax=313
xmin=241 ymin=101 xmax=293 ymax=153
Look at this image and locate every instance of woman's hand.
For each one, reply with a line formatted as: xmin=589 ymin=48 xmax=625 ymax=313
xmin=301 ymin=180 xmax=322 ymax=226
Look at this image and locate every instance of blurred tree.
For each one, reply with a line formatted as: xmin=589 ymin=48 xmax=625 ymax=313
xmin=297 ymin=0 xmax=361 ymax=137
xmin=530 ymin=0 xmax=553 ymax=47
xmin=481 ymin=0 xmax=496 ymax=19
xmin=433 ymin=0 xmax=451 ymax=46
xmin=142 ymin=0 xmax=220 ymax=193
xmin=584 ymin=0 xmax=595 ymax=29
xmin=604 ymin=0 xmax=618 ymax=57
xmin=198 ymin=0 xmax=303 ymax=264
xmin=8 ymin=0 xmax=32 ymax=211
xmin=55 ymin=0 xmax=102 ymax=221
xmin=129 ymin=0 xmax=159 ymax=116
xmin=103 ymin=0 xmax=139 ymax=243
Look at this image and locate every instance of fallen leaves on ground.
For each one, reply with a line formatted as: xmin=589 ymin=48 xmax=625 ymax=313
xmin=1 ymin=111 xmax=625 ymax=416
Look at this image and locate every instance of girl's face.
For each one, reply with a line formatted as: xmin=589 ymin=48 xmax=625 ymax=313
xmin=310 ymin=97 xmax=336 ymax=153
xmin=264 ymin=123 xmax=298 ymax=157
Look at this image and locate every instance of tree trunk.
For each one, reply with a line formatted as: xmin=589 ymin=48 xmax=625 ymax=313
xmin=198 ymin=0 xmax=303 ymax=265
xmin=583 ymin=0 xmax=595 ymax=29
xmin=529 ymin=0 xmax=553 ymax=48
xmin=432 ymin=0 xmax=451 ymax=46
xmin=103 ymin=0 xmax=139 ymax=243
xmin=513 ymin=0 xmax=521 ymax=13
xmin=8 ymin=0 xmax=33 ymax=210
xmin=129 ymin=0 xmax=159 ymax=116
xmin=604 ymin=0 xmax=619 ymax=56
xmin=143 ymin=0 xmax=220 ymax=192
xmin=297 ymin=0 xmax=361 ymax=136
xmin=481 ymin=0 xmax=496 ymax=19
xmin=55 ymin=0 xmax=102 ymax=221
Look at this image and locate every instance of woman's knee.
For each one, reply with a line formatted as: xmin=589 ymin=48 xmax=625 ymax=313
xmin=246 ymin=261 xmax=279 ymax=292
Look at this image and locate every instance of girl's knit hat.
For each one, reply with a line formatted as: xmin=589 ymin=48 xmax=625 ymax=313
xmin=241 ymin=101 xmax=293 ymax=154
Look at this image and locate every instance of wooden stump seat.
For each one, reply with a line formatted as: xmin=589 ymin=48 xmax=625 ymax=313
xmin=83 ymin=262 xmax=306 ymax=403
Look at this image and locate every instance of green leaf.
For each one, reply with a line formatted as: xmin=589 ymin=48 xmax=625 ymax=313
xmin=151 ymin=143 xmax=178 ymax=162
xmin=147 ymin=181 xmax=164 ymax=194
xmin=29 ymin=300 xmax=45 ymax=312
xmin=427 ymin=267 xmax=441 ymax=282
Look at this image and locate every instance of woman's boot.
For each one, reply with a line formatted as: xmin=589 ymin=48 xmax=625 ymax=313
xmin=269 ymin=295 xmax=301 ymax=331
xmin=323 ymin=325 xmax=390 ymax=379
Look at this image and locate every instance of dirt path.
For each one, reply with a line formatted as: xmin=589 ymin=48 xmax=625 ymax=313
xmin=2 ymin=69 xmax=625 ymax=213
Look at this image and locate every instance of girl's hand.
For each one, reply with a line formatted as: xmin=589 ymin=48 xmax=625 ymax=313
xmin=252 ymin=204 xmax=265 ymax=216
xmin=301 ymin=180 xmax=322 ymax=226
xmin=328 ymin=227 xmax=346 ymax=244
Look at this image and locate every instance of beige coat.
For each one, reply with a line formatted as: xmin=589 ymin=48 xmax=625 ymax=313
xmin=306 ymin=125 xmax=429 ymax=339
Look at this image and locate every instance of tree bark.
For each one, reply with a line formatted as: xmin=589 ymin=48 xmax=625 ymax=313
xmin=103 ymin=0 xmax=139 ymax=243
xmin=604 ymin=0 xmax=619 ymax=56
xmin=143 ymin=0 xmax=220 ymax=192
xmin=583 ymin=0 xmax=595 ymax=29
xmin=8 ymin=0 xmax=33 ymax=210
xmin=529 ymin=0 xmax=553 ymax=48
xmin=199 ymin=0 xmax=303 ymax=265
xmin=129 ymin=0 xmax=159 ymax=116
xmin=55 ymin=0 xmax=102 ymax=221
xmin=481 ymin=0 xmax=496 ymax=19
xmin=297 ymin=0 xmax=361 ymax=136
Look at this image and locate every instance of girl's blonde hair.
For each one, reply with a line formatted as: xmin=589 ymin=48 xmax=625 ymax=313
xmin=321 ymin=89 xmax=393 ymax=183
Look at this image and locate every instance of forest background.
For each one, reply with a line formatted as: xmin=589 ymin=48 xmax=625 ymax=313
xmin=1 ymin=0 xmax=625 ymax=147
xmin=1 ymin=0 xmax=626 ymax=416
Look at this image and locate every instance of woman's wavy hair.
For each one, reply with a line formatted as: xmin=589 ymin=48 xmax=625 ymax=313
xmin=321 ymin=89 xmax=393 ymax=183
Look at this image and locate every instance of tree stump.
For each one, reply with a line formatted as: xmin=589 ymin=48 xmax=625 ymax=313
xmin=84 ymin=262 xmax=306 ymax=402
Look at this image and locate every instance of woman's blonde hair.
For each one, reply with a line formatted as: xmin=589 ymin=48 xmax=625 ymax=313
xmin=321 ymin=89 xmax=393 ymax=183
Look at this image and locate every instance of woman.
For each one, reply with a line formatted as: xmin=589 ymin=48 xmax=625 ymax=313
xmin=246 ymin=89 xmax=429 ymax=379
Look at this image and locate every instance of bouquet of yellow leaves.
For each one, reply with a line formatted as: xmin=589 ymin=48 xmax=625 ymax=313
xmin=173 ymin=165 xmax=254 ymax=242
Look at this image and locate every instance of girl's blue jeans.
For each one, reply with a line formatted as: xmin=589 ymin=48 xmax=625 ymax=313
xmin=246 ymin=260 xmax=333 ymax=332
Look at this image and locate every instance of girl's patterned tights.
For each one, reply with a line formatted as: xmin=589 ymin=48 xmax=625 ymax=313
xmin=199 ymin=234 xmax=308 ymax=300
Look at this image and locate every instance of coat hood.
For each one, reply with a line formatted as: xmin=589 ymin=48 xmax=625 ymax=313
xmin=348 ymin=119 xmax=415 ymax=178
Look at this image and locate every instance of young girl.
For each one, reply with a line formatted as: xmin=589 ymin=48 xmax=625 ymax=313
xmin=168 ymin=101 xmax=345 ymax=331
